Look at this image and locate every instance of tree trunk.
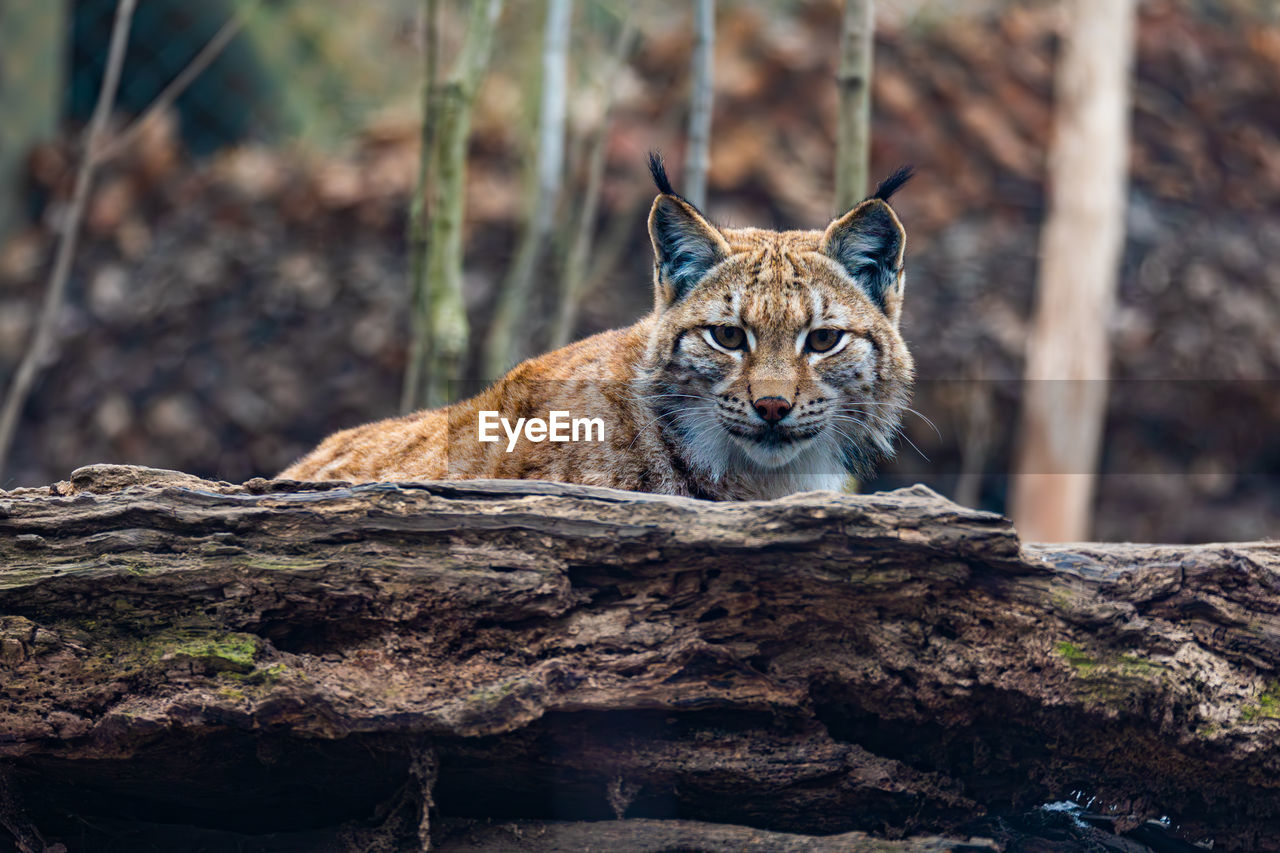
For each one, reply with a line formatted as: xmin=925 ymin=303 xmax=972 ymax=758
xmin=482 ymin=0 xmax=574 ymax=380
xmin=1010 ymin=0 xmax=1136 ymax=541
xmin=834 ymin=0 xmax=874 ymax=209
xmin=1 ymin=464 xmax=1277 ymax=850
xmin=683 ymin=0 xmax=715 ymax=211
xmin=417 ymin=0 xmax=504 ymax=408
xmin=401 ymin=0 xmax=442 ymax=414
xmin=548 ymin=15 xmax=637 ymax=351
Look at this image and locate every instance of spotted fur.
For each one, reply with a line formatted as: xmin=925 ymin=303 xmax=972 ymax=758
xmin=279 ymin=158 xmax=915 ymax=500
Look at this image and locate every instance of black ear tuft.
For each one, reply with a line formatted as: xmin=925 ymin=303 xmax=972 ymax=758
xmin=871 ymin=165 xmax=914 ymax=203
xmin=647 ymin=153 xmax=729 ymax=305
xmin=821 ymin=200 xmax=906 ymax=312
xmin=648 ymin=151 xmax=676 ymax=197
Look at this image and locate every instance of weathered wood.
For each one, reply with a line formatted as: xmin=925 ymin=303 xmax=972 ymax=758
xmin=432 ymin=818 xmax=998 ymax=852
xmin=1 ymin=465 xmax=1276 ymax=850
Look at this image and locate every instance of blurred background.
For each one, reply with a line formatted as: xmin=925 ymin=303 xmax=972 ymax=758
xmin=0 ymin=0 xmax=1276 ymax=542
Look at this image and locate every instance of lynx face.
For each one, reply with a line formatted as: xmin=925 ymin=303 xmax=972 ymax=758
xmin=636 ymin=158 xmax=914 ymax=491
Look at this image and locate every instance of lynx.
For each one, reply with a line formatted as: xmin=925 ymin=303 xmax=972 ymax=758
xmin=279 ymin=155 xmax=914 ymax=500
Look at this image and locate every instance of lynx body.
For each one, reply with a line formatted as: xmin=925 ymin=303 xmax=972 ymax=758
xmin=279 ymin=158 xmax=914 ymax=500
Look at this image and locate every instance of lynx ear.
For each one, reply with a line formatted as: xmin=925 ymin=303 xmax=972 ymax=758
xmin=820 ymin=198 xmax=907 ymax=315
xmin=646 ymin=153 xmax=730 ymax=306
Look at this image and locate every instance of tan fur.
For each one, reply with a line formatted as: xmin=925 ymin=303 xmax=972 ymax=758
xmin=280 ymin=185 xmax=914 ymax=500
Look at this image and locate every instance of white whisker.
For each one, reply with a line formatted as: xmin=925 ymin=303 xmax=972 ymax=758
xmin=843 ymin=402 xmax=941 ymax=440
xmin=626 ymin=406 xmax=688 ymax=451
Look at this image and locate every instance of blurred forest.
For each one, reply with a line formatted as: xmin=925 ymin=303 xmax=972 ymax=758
xmin=1 ymin=0 xmax=1278 ymax=542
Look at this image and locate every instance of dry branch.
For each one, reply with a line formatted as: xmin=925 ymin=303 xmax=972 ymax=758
xmin=1 ymin=465 xmax=1278 ymax=849
xmin=96 ymin=1 xmax=260 ymax=165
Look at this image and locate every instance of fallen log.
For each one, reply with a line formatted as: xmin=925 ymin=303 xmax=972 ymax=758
xmin=0 ymin=465 xmax=1275 ymax=851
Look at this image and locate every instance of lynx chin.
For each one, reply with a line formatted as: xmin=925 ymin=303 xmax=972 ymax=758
xmin=280 ymin=154 xmax=916 ymax=501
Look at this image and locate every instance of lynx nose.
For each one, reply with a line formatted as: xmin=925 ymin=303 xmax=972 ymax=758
xmin=753 ymin=396 xmax=792 ymax=424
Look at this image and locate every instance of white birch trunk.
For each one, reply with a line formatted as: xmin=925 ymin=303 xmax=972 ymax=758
xmin=1010 ymin=0 xmax=1137 ymax=542
xmin=483 ymin=0 xmax=574 ymax=379
xmin=549 ymin=16 xmax=638 ymax=350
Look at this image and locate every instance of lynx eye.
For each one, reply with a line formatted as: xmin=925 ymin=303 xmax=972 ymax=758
xmin=805 ymin=328 xmax=844 ymax=353
xmin=708 ymin=325 xmax=747 ymax=350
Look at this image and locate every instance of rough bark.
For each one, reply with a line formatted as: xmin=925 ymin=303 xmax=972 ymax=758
xmin=1 ymin=465 xmax=1277 ymax=850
